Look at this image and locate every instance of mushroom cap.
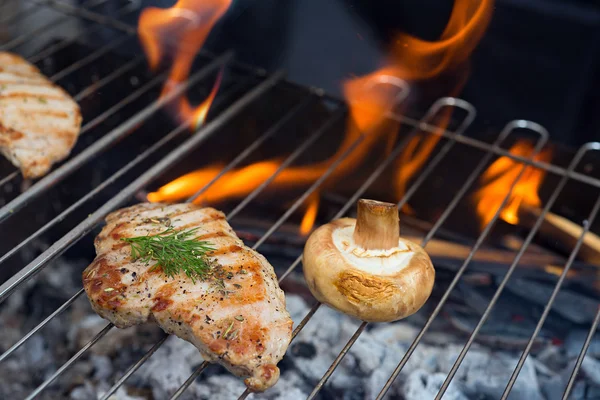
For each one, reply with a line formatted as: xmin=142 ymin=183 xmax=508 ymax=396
xmin=302 ymin=217 xmax=435 ymax=322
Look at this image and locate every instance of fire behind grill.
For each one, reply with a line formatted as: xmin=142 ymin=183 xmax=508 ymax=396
xmin=1 ymin=0 xmax=600 ymax=399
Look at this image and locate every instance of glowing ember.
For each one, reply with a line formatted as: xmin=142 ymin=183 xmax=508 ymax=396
xmin=474 ymin=140 xmax=552 ymax=228
xmin=138 ymin=0 xmax=231 ymax=129
xmin=147 ymin=0 xmax=495 ymax=227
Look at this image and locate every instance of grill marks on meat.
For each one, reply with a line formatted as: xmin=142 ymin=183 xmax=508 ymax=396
xmin=82 ymin=203 xmax=293 ymax=392
xmin=0 ymin=52 xmax=82 ymax=178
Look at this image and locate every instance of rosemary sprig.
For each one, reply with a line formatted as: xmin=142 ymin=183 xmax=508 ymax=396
xmin=122 ymin=226 xmax=214 ymax=283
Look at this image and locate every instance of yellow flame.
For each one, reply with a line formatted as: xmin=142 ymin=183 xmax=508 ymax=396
xmin=300 ymin=193 xmax=320 ymax=235
xmin=138 ymin=0 xmax=230 ymax=129
xmin=474 ymin=140 xmax=552 ymax=228
xmin=147 ymin=0 xmax=495 ymax=213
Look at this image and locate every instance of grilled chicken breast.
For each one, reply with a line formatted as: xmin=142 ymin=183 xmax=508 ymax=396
xmin=82 ymin=203 xmax=293 ymax=392
xmin=0 ymin=52 xmax=82 ymax=178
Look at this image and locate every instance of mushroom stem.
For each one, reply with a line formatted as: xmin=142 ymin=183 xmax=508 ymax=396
xmin=353 ymin=199 xmax=400 ymax=250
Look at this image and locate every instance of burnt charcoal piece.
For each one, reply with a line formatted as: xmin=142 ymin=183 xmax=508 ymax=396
xmin=291 ymin=341 xmax=317 ymax=359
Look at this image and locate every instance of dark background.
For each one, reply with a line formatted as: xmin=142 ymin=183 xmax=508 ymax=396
xmin=187 ymin=0 xmax=600 ymax=148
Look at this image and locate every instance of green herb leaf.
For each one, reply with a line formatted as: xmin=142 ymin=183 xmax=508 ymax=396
xmin=222 ymin=321 xmax=235 ymax=339
xmin=121 ymin=227 xmax=215 ymax=283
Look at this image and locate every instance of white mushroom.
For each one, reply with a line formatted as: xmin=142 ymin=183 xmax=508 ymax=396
xmin=302 ymin=199 xmax=435 ymax=322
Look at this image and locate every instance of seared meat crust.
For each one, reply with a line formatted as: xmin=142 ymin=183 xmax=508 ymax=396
xmin=0 ymin=52 xmax=82 ymax=178
xmin=82 ymin=203 xmax=293 ymax=392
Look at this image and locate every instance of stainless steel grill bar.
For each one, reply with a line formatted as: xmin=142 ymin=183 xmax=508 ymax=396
xmin=299 ymin=83 xmax=600 ymax=189
xmin=0 ymin=64 xmax=166 ymax=210
xmin=0 ymin=0 xmax=108 ymax=52
xmin=389 ymin=113 xmax=600 ymax=189
xmin=502 ymin=176 xmax=600 ymax=397
xmin=15 ymin=70 xmax=283 ymax=399
xmin=0 ymin=78 xmax=244 ymax=269
xmin=310 ymin=87 xmax=600 ymax=189
xmin=376 ymin=121 xmax=550 ymax=400
xmin=22 ymin=0 xmax=600 ymax=192
xmin=186 ymin=95 xmax=317 ymax=202
xmin=39 ymin=0 xmax=136 ymax=34
xmin=24 ymin=0 xmax=600 ymax=191
xmin=72 ymin=54 xmax=145 ymax=102
xmin=27 ymin=1 xmax=139 ymax=64
xmin=170 ymin=109 xmax=368 ymax=400
xmin=230 ymin=112 xmax=356 ymax=239
xmin=8 ymin=2 xmax=136 ymax=102
xmin=305 ymin=98 xmax=488 ymax=399
xmin=95 ymin=95 xmax=317 ymax=396
xmin=0 ymin=288 xmax=84 ymax=363
xmin=0 ymin=171 xmax=18 ymax=187
xmin=1 ymin=60 xmax=175 ymax=190
xmin=275 ymin=109 xmax=431 ymax=283
xmin=0 ymin=2 xmax=39 ymax=25
xmin=169 ymin=86 xmax=414 ymax=399
xmin=169 ymin=363 xmax=210 ymax=400
xmin=563 ymin=305 xmax=600 ymax=399
xmin=76 ymin=70 xmax=168 ymax=135
xmin=25 ymin=322 xmax=114 ymax=400
xmin=3 ymin=3 xmax=596 ymax=398
xmin=308 ymin=322 xmax=368 ymax=398
xmin=289 ymin=72 xmax=600 ymax=187
xmin=0 ymin=12 xmax=141 ymax=186
xmin=39 ymin=0 xmax=600 ymax=192
xmin=224 ymin=110 xmax=346 ymax=220
xmin=0 ymin=52 xmax=231 ymax=226
xmin=98 ymin=334 xmax=169 ymax=400
xmin=28 ymin=88 xmax=343 ymax=400
xmin=0 ymin=80 xmax=247 ymax=363
xmin=49 ymin=33 xmax=133 ymax=82
xmin=434 ymin=142 xmax=596 ymax=399
xmin=234 ymin=97 xmax=476 ymax=400
xmin=0 ymin=67 xmax=279 ymax=303
xmin=166 ymin=96 xmax=450 ymax=399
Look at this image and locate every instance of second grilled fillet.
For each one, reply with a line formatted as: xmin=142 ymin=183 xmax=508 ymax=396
xmin=0 ymin=52 xmax=82 ymax=179
xmin=82 ymin=203 xmax=293 ymax=392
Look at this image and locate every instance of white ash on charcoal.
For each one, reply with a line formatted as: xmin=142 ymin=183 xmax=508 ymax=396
xmin=566 ymin=329 xmax=600 ymax=359
xmin=264 ymin=295 xmax=543 ymax=400
xmin=0 ymin=258 xmax=161 ymax=400
xmin=260 ymin=292 xmax=598 ymax=400
xmin=505 ymin=279 xmax=599 ymax=325
xmin=2 ymin=253 xmax=600 ymax=400
xmin=136 ymin=335 xmax=214 ymax=400
xmin=444 ymin=277 xmax=599 ymax=350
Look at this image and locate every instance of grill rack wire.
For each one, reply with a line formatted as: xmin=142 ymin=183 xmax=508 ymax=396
xmin=0 ymin=1 xmax=599 ymax=399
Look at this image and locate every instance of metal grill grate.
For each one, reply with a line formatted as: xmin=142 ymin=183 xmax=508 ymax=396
xmin=0 ymin=1 xmax=599 ymax=399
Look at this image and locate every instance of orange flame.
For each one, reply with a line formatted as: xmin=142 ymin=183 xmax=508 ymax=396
xmin=147 ymin=0 xmax=494 ymax=223
xmin=474 ymin=140 xmax=552 ymax=228
xmin=147 ymin=165 xmax=224 ymax=203
xmin=300 ymin=193 xmax=320 ymax=235
xmin=138 ymin=0 xmax=231 ymax=129
xmin=393 ymin=0 xmax=492 ymax=203
xmin=389 ymin=0 xmax=493 ymax=81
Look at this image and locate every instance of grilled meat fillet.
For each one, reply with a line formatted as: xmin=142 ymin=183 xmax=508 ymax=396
xmin=0 ymin=52 xmax=82 ymax=178
xmin=82 ymin=203 xmax=293 ymax=392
